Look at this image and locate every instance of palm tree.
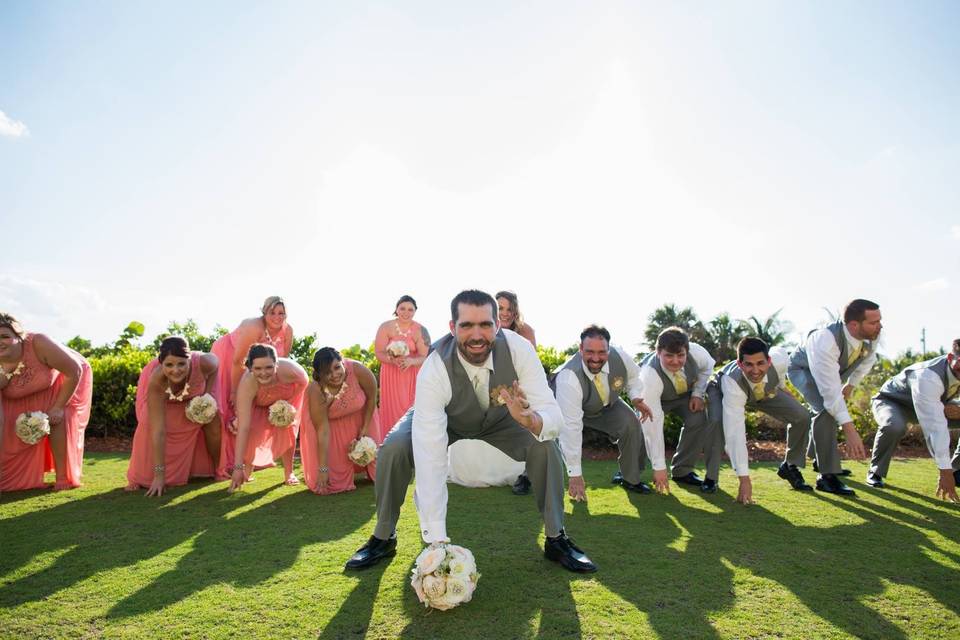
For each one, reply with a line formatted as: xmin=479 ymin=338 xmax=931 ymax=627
xmin=738 ymin=309 xmax=794 ymax=348
xmin=708 ymin=312 xmax=748 ymax=362
xmin=644 ymin=304 xmax=715 ymax=353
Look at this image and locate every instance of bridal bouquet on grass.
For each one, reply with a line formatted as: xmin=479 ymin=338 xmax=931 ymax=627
xmin=386 ymin=340 xmax=410 ymax=357
xmin=15 ymin=412 xmax=50 ymax=445
xmin=410 ymin=543 xmax=480 ymax=611
xmin=268 ymin=400 xmax=297 ymax=427
xmin=185 ymin=393 xmax=218 ymax=424
xmin=348 ymin=436 xmax=378 ymax=467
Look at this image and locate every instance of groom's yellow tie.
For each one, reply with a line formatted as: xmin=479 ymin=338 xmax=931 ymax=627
xmin=847 ymin=342 xmax=863 ymax=366
xmin=672 ymin=371 xmax=687 ymax=395
xmin=593 ymin=374 xmax=609 ymax=405
xmin=752 ymin=382 xmax=766 ymax=401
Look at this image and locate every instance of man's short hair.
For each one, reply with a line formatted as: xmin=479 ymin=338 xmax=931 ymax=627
xmin=843 ymin=299 xmax=880 ymax=323
xmin=656 ymin=326 xmax=689 ymax=354
xmin=450 ymin=289 xmax=497 ymax=323
xmin=737 ymin=337 xmax=770 ymax=361
xmin=580 ymin=324 xmax=611 ymax=344
xmin=952 ymin=338 xmax=960 ymax=356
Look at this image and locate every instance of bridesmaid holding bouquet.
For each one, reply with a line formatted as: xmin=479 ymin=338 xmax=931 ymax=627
xmin=374 ymin=295 xmax=430 ymax=433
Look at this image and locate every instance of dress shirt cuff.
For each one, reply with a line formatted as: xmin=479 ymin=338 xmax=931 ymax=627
xmin=833 ymin=408 xmax=853 ymax=426
xmin=419 ymin=520 xmax=448 ymax=544
xmin=934 ymin=454 xmax=953 ymax=470
xmin=651 ymin=460 xmax=666 ymax=471
xmin=566 ymin=463 xmax=583 ymax=477
xmin=536 ymin=411 xmax=558 ymax=441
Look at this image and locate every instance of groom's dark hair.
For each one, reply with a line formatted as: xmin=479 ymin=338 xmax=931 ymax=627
xmin=450 ymin=289 xmax=497 ymax=322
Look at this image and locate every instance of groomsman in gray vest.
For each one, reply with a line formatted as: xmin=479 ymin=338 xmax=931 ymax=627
xmin=555 ymin=324 xmax=654 ymax=501
xmin=866 ymin=339 xmax=960 ymax=501
xmin=787 ymin=299 xmax=881 ymax=496
xmin=346 ymin=290 xmax=597 ymax=573
xmin=704 ymin=337 xmax=816 ymax=502
xmin=639 ymin=327 xmax=716 ymax=491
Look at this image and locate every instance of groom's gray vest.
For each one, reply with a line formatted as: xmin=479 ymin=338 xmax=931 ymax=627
xmin=640 ymin=348 xmax=701 ymax=401
xmin=875 ymin=356 xmax=957 ymax=408
xmin=434 ymin=329 xmax=520 ymax=436
xmin=556 ymin=349 xmax=628 ymax=419
xmin=789 ymin=321 xmax=873 ymax=384
xmin=714 ymin=359 xmax=780 ymax=407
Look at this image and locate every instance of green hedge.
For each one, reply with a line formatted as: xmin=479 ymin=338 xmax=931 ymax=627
xmin=88 ymin=349 xmax=153 ymax=438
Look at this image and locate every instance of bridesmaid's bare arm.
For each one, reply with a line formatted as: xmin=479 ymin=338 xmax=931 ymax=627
xmin=307 ymin=383 xmax=330 ymax=491
xmin=145 ymin=367 xmax=168 ymax=496
xmin=32 ymin=334 xmax=82 ymax=424
xmin=373 ymin=321 xmax=397 ymax=365
xmin=199 ymin=352 xmax=219 ymax=395
xmin=354 ymin=363 xmax=379 ymax=438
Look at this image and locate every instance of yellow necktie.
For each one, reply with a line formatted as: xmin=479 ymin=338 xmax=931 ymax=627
xmin=473 ymin=374 xmax=490 ymax=410
xmin=673 ymin=371 xmax=687 ymax=394
xmin=947 ymin=381 xmax=960 ymax=401
xmin=847 ymin=343 xmax=863 ymax=366
xmin=593 ymin=373 xmax=609 ymax=405
xmin=752 ymin=382 xmax=766 ymax=401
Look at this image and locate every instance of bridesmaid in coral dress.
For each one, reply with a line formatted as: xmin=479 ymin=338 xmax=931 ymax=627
xmin=0 ymin=313 xmax=93 ymax=492
xmin=301 ymin=347 xmax=381 ymax=494
xmin=227 ymin=344 xmax=308 ymax=491
xmin=211 ymin=295 xmax=294 ymax=479
xmin=374 ymin=295 xmax=430 ymax=434
xmin=125 ymin=336 xmax=222 ymax=496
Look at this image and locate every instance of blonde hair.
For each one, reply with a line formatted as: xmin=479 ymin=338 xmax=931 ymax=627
xmin=495 ymin=291 xmax=525 ymax=331
xmin=261 ymin=296 xmax=285 ymax=316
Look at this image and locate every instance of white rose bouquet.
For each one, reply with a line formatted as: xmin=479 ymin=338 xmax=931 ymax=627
xmin=185 ymin=393 xmax=218 ymax=424
xmin=410 ymin=543 xmax=480 ymax=611
xmin=386 ymin=340 xmax=410 ymax=358
xmin=15 ymin=411 xmax=50 ymax=445
xmin=268 ymin=400 xmax=297 ymax=428
xmin=348 ymin=436 xmax=378 ymax=467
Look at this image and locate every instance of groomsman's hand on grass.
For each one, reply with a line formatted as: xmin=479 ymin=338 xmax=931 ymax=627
xmin=652 ymin=469 xmax=670 ymax=495
xmin=936 ymin=469 xmax=959 ymax=502
xmin=736 ymin=476 xmax=754 ymax=505
xmin=841 ymin=423 xmax=867 ymax=459
xmin=568 ymin=476 xmax=586 ymax=502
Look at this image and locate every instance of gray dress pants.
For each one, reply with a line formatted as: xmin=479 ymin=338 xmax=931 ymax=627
xmin=787 ymin=366 xmax=845 ymax=475
xmin=668 ymin=395 xmax=710 ymax=477
xmin=583 ymin=398 xmax=646 ymax=484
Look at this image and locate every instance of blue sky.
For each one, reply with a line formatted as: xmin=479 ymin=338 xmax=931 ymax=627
xmin=2 ymin=1 xmax=958 ymax=356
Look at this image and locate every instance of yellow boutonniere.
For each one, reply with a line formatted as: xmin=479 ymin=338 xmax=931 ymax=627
xmin=611 ymin=376 xmax=625 ymax=392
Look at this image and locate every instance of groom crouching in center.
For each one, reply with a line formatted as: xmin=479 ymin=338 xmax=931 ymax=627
xmin=346 ymin=289 xmax=597 ymax=573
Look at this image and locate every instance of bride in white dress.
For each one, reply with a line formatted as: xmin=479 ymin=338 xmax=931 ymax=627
xmin=447 ymin=291 xmax=535 ymax=487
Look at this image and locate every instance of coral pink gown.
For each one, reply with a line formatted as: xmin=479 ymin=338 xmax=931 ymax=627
xmin=126 ymin=352 xmax=218 ymax=489
xmin=0 ymin=334 xmax=92 ymax=491
xmin=211 ymin=323 xmax=290 ymax=477
xmin=240 ymin=377 xmax=306 ymax=472
xmin=376 ymin=322 xmax=426 ymax=434
xmin=300 ymin=360 xmax=382 ymax=494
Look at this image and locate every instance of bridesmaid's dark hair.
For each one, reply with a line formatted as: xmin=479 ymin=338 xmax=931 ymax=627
xmin=158 ymin=336 xmax=190 ymax=362
xmin=245 ymin=343 xmax=278 ymax=369
xmin=0 ymin=313 xmax=24 ymax=339
xmin=312 ymin=347 xmax=342 ymax=382
xmin=393 ymin=295 xmax=417 ymax=315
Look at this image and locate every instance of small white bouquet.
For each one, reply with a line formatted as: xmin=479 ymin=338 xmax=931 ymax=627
xmin=348 ymin=436 xmax=378 ymax=467
xmin=410 ymin=543 xmax=480 ymax=611
xmin=268 ymin=400 xmax=297 ymax=428
xmin=185 ymin=393 xmax=218 ymax=424
xmin=15 ymin=411 xmax=50 ymax=445
xmin=386 ymin=340 xmax=410 ymax=357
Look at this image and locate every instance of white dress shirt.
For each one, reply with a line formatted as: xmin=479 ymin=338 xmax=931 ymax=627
xmin=720 ymin=347 xmax=790 ymax=476
xmin=556 ymin=345 xmax=643 ymax=477
xmin=638 ymin=342 xmax=716 ymax=471
xmin=411 ymin=329 xmax=562 ymax=543
xmin=911 ymin=365 xmax=958 ymax=470
xmin=805 ymin=325 xmax=877 ymax=425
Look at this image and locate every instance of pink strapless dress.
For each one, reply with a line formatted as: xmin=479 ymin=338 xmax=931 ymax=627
xmin=1 ymin=334 xmax=92 ymax=491
xmin=377 ymin=323 xmax=423 ymax=434
xmin=300 ymin=360 xmax=382 ymax=494
xmin=211 ymin=323 xmax=290 ymax=478
xmin=240 ymin=378 xmax=305 ymax=472
xmin=126 ymin=352 xmax=218 ymax=489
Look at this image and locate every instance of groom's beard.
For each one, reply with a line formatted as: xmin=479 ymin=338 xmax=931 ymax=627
xmin=457 ymin=338 xmax=493 ymax=365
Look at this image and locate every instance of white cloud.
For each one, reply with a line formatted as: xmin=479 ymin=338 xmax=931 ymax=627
xmin=916 ymin=277 xmax=949 ymax=291
xmin=0 ymin=110 xmax=29 ymax=138
xmin=951 ymin=225 xmax=960 ymax=240
xmin=0 ymin=275 xmax=108 ymax=340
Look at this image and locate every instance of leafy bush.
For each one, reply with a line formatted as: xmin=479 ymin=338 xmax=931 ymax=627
xmin=340 ymin=343 xmax=381 ymax=379
xmin=88 ymin=348 xmax=153 ymax=437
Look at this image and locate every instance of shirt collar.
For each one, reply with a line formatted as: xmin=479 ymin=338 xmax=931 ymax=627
xmin=456 ymin=347 xmax=494 ymax=377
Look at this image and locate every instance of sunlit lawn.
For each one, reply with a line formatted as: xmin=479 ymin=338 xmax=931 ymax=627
xmin=1 ymin=453 xmax=959 ymax=639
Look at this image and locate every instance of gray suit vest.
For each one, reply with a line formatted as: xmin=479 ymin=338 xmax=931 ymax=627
xmin=640 ymin=350 xmax=701 ymax=401
xmin=715 ymin=359 xmax=780 ymax=407
xmin=558 ymin=349 xmax=628 ymax=418
xmin=876 ymin=356 xmax=957 ymax=407
xmin=435 ymin=329 xmax=520 ymax=436
xmin=789 ymin=321 xmax=872 ymax=383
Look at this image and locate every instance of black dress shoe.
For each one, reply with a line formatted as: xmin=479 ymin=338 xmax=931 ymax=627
xmin=512 ymin=473 xmax=532 ymax=496
xmin=672 ymin=472 xmax=704 ymax=487
xmin=777 ymin=462 xmax=813 ymax=491
xmin=813 ymin=460 xmax=851 ymax=476
xmin=345 ymin=535 xmax=397 ymax=569
xmin=612 ymin=471 xmax=652 ymax=494
xmin=865 ymin=473 xmax=885 ymax=488
xmin=544 ymin=531 xmax=597 ymax=573
xmin=700 ymin=478 xmax=718 ymax=493
xmin=954 ymin=469 xmax=960 ymax=486
xmin=816 ymin=474 xmax=856 ymax=496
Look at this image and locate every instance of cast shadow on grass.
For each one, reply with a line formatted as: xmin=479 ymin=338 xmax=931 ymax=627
xmin=0 ymin=481 xmax=272 ymax=608
xmin=317 ymin=559 xmax=390 ymax=640
xmin=105 ymin=488 xmax=373 ymax=619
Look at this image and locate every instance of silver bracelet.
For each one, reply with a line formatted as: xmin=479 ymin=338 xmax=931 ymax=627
xmin=318 ymin=466 xmax=329 ymax=473
xmin=233 ymin=463 xmax=247 ymax=472
xmin=153 ymin=464 xmax=165 ymax=473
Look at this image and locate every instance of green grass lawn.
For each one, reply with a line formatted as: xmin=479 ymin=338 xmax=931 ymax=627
xmin=1 ymin=454 xmax=958 ymax=639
